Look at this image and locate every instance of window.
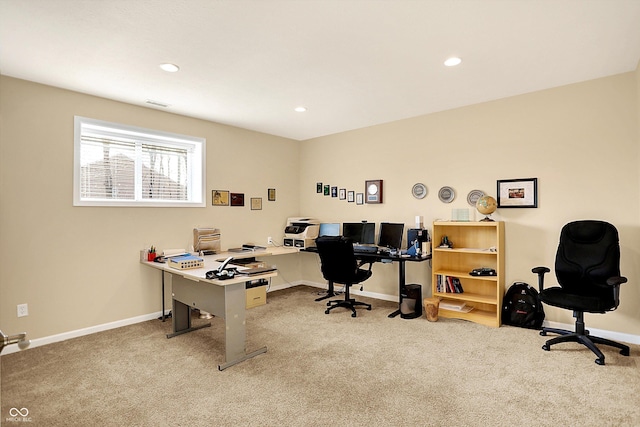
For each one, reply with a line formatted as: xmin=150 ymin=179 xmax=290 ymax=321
xmin=74 ymin=116 xmax=205 ymax=207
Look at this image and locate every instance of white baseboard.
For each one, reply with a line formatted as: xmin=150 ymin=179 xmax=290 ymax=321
xmin=542 ymin=320 xmax=640 ymax=345
xmin=1 ymin=311 xmax=169 ymax=356
xmin=3 ymin=283 xmax=638 ymax=356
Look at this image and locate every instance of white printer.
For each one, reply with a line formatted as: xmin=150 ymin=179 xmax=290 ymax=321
xmin=283 ymin=217 xmax=320 ymax=249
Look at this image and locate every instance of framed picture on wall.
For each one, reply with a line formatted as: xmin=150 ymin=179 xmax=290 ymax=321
xmin=230 ymin=193 xmax=245 ymax=207
xmin=497 ymin=178 xmax=538 ymax=208
xmin=347 ymin=191 xmax=355 ymax=202
xmin=212 ymin=190 xmax=230 ymax=206
xmin=251 ymin=197 xmax=262 ymax=210
xmin=356 ymin=193 xmax=364 ymax=205
xmin=339 ymin=188 xmax=346 ymax=200
xmin=268 ymin=188 xmax=276 ymax=201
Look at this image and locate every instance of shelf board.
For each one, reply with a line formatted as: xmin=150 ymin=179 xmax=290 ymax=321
xmin=438 ymin=307 xmax=499 ymax=327
xmin=434 ymin=270 xmax=498 ymax=281
xmin=434 ymin=291 xmax=496 ymax=305
xmin=433 ymin=247 xmax=497 ymax=255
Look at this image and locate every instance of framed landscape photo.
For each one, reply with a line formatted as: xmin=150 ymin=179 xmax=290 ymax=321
xmin=497 ymin=178 xmax=538 ymax=208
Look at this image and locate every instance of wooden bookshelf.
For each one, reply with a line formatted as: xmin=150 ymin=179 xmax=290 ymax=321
xmin=431 ymin=221 xmax=505 ymax=327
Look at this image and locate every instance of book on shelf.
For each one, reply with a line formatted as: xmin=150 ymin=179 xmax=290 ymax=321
xmin=436 ymin=274 xmax=464 ymax=293
xmin=440 ymin=299 xmax=474 ymax=313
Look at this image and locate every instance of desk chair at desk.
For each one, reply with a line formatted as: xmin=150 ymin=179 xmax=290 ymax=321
xmin=316 ymin=236 xmax=374 ymax=317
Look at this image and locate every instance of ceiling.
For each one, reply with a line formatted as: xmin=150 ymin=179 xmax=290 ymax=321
xmin=2 ymin=0 xmax=640 ymax=141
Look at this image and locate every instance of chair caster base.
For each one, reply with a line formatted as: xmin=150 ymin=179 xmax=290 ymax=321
xmin=595 ymin=358 xmax=605 ymax=365
xmin=542 ymin=344 xmax=550 ymax=351
xmin=540 ymin=331 xmax=547 ymax=336
xmin=351 ymin=312 xmax=356 ymax=317
xmin=620 ymin=348 xmax=630 ymax=356
xmin=325 ymin=309 xmax=330 ymax=314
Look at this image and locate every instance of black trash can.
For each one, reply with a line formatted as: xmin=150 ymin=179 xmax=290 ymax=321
xmin=400 ymin=284 xmax=422 ymax=319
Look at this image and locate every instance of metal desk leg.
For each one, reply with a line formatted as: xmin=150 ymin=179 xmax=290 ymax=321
xmin=166 ymin=299 xmax=211 ymax=338
xmin=388 ymin=260 xmax=406 ymax=318
xmin=218 ymin=282 xmax=267 ymax=370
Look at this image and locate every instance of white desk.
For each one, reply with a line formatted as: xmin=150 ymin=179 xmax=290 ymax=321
xmin=141 ymin=247 xmax=297 ymax=370
xmin=142 ymin=248 xmax=297 ymax=370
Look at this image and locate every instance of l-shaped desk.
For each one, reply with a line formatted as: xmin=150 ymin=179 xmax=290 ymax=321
xmin=142 ymin=247 xmax=296 ymax=370
xmin=142 ymin=245 xmax=430 ymax=369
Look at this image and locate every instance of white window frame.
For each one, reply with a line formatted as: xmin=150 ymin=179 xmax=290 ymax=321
xmin=73 ymin=116 xmax=206 ymax=207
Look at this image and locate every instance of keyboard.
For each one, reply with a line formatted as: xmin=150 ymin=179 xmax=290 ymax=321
xmin=353 ymin=245 xmax=378 ymax=253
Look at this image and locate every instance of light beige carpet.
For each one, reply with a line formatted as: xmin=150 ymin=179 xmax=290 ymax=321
xmin=2 ymin=285 xmax=639 ymax=426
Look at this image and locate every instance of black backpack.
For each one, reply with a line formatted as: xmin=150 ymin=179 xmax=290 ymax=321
xmin=502 ymin=282 xmax=544 ymax=329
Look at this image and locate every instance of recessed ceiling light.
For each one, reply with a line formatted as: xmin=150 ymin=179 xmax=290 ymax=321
xmin=159 ymin=63 xmax=180 ymax=73
xmin=444 ymin=57 xmax=462 ymax=67
xmin=294 ymin=106 xmax=307 ymax=112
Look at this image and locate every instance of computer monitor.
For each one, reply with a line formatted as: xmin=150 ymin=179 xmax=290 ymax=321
xmin=342 ymin=222 xmax=376 ymax=244
xmin=318 ymin=223 xmax=340 ymax=237
xmin=378 ymin=222 xmax=404 ymax=249
xmin=361 ymin=222 xmax=376 ymax=245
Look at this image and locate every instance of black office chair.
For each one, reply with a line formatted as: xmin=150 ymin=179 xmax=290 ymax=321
xmin=532 ymin=220 xmax=630 ymax=365
xmin=315 ymin=236 xmax=373 ymax=317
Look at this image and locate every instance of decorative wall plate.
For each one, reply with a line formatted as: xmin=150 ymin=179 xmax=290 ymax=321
xmin=412 ymin=183 xmax=427 ymax=199
xmin=467 ymin=189 xmax=484 ymax=206
xmin=438 ymin=186 xmax=455 ymax=203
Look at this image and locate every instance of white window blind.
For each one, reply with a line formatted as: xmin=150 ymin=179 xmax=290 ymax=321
xmin=74 ymin=117 xmax=205 ymax=207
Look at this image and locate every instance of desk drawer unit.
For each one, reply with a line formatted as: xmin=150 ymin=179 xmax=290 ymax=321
xmin=246 ymin=285 xmax=267 ymax=308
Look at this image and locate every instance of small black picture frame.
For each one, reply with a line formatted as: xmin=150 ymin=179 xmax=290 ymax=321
xmin=497 ymin=178 xmax=538 ymax=208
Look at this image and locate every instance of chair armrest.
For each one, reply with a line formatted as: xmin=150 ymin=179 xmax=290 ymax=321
xmin=357 ymin=260 xmax=374 ymax=271
xmin=532 ymin=266 xmax=551 ymax=292
xmin=606 ymin=276 xmax=627 ymax=308
xmin=606 ymin=276 xmax=627 ymax=287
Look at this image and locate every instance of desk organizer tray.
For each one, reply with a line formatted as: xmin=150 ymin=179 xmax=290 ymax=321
xmin=168 ymin=255 xmax=204 ymax=270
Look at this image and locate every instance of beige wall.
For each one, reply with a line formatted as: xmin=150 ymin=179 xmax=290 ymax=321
xmin=0 ymin=76 xmax=300 ymax=339
xmin=299 ymin=71 xmax=640 ymax=337
xmin=1 ymin=66 xmax=639 ymax=343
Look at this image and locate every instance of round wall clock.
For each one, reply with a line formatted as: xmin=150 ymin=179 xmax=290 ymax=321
xmin=438 ymin=186 xmax=455 ymax=203
xmin=412 ymin=183 xmax=427 ymax=199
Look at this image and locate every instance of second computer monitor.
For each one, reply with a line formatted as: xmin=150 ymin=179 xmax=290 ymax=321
xmin=378 ymin=222 xmax=404 ymax=249
xmin=342 ymin=222 xmax=376 ymax=244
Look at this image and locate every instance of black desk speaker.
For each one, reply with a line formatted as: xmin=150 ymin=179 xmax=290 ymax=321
xmin=400 ymin=284 xmax=422 ymax=319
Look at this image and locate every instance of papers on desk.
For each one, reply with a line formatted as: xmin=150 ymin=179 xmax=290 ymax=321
xmin=163 ymin=248 xmax=189 ymax=257
xmin=236 ymin=266 xmax=277 ymax=276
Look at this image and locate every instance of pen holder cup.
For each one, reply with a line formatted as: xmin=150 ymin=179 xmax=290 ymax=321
xmin=147 ymin=252 xmax=156 ymax=262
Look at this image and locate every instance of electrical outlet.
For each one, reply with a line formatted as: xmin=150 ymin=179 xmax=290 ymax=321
xmin=17 ymin=303 xmax=28 ymax=317
xmin=267 ymin=236 xmax=273 ymax=245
